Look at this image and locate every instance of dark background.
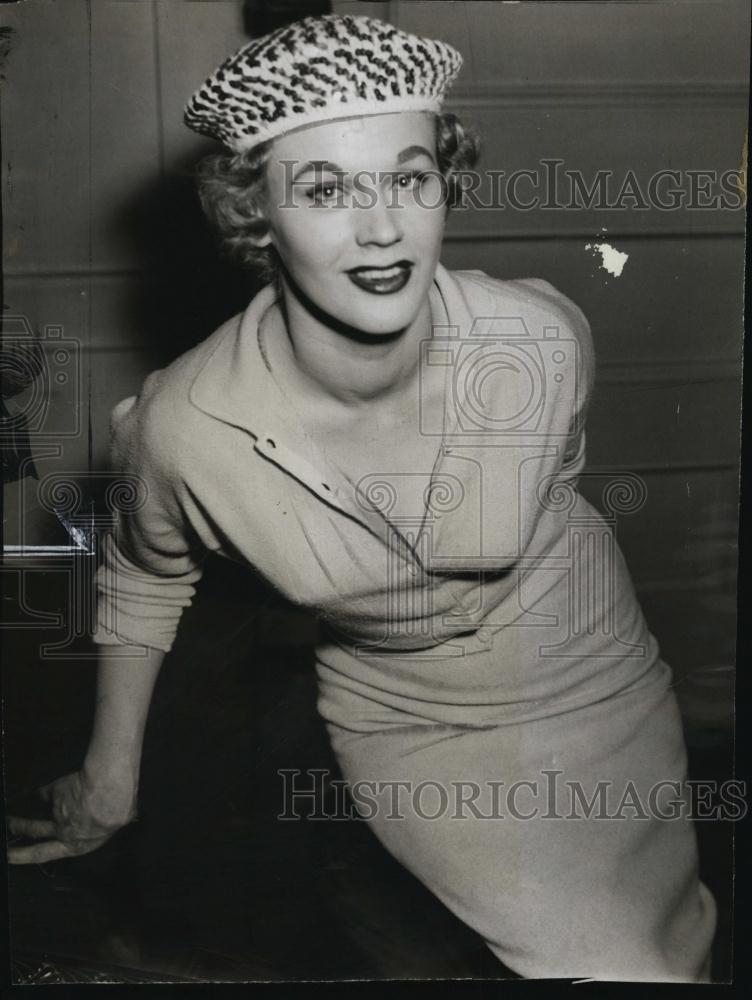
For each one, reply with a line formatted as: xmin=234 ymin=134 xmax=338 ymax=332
xmin=2 ymin=0 xmax=747 ymax=984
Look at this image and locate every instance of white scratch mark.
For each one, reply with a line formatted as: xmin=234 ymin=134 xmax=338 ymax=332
xmin=585 ymin=242 xmax=629 ymax=277
xmin=55 ymin=511 xmax=95 ymax=553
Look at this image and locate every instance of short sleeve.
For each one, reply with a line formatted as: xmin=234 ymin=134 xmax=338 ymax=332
xmin=93 ymin=381 xmax=207 ymax=652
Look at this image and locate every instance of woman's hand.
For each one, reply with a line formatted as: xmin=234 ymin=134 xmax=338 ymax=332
xmin=7 ymin=768 xmax=138 ymax=864
xmin=8 ymin=644 xmax=164 ymax=865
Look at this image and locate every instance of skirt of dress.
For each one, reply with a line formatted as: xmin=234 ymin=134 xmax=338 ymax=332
xmin=324 ymin=659 xmax=717 ymax=982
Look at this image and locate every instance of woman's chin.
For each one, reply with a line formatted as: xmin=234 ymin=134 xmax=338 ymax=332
xmin=338 ymin=294 xmax=427 ymax=337
xmin=347 ymin=313 xmax=419 ymax=337
xmin=283 ymin=272 xmax=428 ymax=339
xmin=299 ymin=294 xmax=423 ymax=338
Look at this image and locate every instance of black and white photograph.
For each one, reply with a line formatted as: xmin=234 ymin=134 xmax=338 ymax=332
xmin=2 ymin=0 xmax=748 ymax=985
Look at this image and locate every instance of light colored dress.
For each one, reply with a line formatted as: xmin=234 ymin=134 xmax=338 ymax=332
xmin=95 ymin=264 xmax=716 ymax=980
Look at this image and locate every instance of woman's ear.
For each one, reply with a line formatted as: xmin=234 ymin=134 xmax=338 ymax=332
xmin=245 ymin=206 xmax=274 ymax=248
xmin=248 ymin=228 xmax=273 ymax=249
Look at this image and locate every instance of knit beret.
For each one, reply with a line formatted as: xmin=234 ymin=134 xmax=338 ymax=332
xmin=184 ymin=14 xmax=463 ymax=153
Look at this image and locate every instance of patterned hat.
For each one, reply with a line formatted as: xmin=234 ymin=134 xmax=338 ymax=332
xmin=184 ymin=14 xmax=463 ymax=152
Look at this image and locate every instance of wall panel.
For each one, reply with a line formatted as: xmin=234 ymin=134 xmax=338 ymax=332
xmin=394 ymin=0 xmax=750 ymax=85
xmin=2 ymin=0 xmax=92 ymax=273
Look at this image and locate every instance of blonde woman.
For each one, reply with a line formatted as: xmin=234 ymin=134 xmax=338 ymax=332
xmin=8 ymin=14 xmax=716 ymax=982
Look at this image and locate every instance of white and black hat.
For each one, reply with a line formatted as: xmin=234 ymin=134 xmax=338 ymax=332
xmin=184 ymin=14 xmax=463 ymax=152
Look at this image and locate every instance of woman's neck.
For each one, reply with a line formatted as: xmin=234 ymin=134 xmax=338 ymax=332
xmin=268 ymin=276 xmax=434 ymax=410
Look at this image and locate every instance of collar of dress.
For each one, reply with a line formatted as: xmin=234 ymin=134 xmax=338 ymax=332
xmin=188 ymin=263 xmax=490 ymax=556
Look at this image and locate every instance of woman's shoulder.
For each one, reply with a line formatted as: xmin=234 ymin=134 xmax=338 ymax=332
xmin=451 ymin=268 xmax=591 ymax=340
xmin=448 ymin=268 xmax=595 ymax=383
xmin=108 ymin=311 xmax=245 ymax=475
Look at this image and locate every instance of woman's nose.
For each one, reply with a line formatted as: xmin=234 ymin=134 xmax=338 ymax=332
xmin=355 ymin=190 xmax=403 ymax=247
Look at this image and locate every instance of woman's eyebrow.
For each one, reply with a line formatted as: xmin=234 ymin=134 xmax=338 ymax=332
xmin=290 ymin=146 xmax=435 ymax=181
xmin=292 ymin=159 xmax=344 ymax=181
xmin=396 ymin=145 xmax=436 ymax=165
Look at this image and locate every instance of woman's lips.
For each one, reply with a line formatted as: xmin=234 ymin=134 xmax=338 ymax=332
xmin=346 ymin=262 xmax=413 ymax=295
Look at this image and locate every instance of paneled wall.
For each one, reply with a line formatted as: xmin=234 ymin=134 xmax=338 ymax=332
xmin=2 ymin=0 xmax=257 ymax=552
xmin=2 ymin=0 xmax=747 ymax=686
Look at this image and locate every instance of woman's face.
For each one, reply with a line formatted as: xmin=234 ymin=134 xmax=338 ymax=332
xmin=261 ymin=112 xmax=446 ymax=336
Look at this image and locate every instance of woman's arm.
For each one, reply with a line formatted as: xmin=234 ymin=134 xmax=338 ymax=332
xmin=9 ymin=382 xmax=206 ymax=863
xmin=84 ymin=643 xmax=165 ymax=792
xmin=7 ymin=643 xmax=164 ymax=864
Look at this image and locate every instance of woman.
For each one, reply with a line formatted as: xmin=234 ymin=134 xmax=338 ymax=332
xmin=8 ymin=14 xmax=716 ymax=981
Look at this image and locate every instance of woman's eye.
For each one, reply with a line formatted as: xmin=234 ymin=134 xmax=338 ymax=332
xmin=394 ymin=171 xmax=427 ymax=190
xmin=306 ymin=182 xmax=342 ymax=206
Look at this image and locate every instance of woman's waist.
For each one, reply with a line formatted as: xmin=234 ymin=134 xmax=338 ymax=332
xmin=318 ymin=516 xmax=643 ymax=654
xmin=314 ymin=596 xmax=660 ymax=730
